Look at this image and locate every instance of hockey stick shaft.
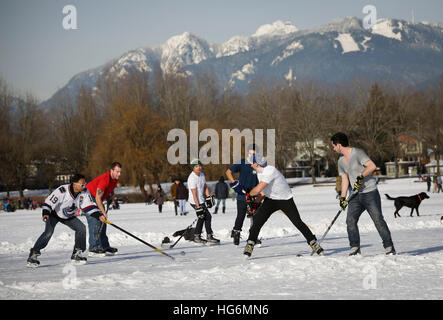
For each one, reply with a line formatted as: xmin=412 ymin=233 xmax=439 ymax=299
xmin=105 ymin=220 xmax=175 ymax=260
xmin=97 ymin=201 xmax=110 ymax=239
xmin=310 ymin=189 xmax=359 ymax=256
xmin=169 ymin=218 xmax=198 ymax=249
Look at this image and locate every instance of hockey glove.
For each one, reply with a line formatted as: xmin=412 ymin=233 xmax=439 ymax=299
xmin=205 ymin=195 xmax=215 ymax=208
xmin=339 ymin=197 xmax=348 ymax=210
xmin=353 ymin=175 xmax=364 ymax=190
xmin=229 ymin=180 xmax=244 ymax=194
xmin=245 ymin=193 xmax=259 ymax=217
xmin=195 ymin=206 xmax=205 ymax=219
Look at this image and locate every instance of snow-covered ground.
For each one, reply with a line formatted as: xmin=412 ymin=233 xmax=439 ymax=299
xmin=0 ymin=178 xmax=442 ymax=300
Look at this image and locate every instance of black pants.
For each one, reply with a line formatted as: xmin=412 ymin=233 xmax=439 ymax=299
xmin=233 ymin=200 xmax=248 ymax=231
xmin=248 ymin=197 xmax=315 ymax=244
xmin=190 ymin=204 xmax=213 ymax=235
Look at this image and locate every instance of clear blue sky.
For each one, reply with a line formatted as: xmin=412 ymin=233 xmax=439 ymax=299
xmin=1 ymin=0 xmax=442 ymax=101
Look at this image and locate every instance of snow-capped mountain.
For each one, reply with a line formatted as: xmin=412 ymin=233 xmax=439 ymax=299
xmin=41 ymin=17 xmax=443 ymax=108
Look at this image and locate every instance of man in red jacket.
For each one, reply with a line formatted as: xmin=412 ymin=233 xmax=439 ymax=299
xmin=86 ymin=162 xmax=122 ymax=256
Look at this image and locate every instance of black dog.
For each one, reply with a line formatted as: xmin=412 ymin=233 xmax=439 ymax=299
xmin=385 ymin=192 xmax=429 ymax=218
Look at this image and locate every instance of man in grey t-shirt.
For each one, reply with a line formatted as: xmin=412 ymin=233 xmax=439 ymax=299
xmin=331 ymin=132 xmax=395 ymax=256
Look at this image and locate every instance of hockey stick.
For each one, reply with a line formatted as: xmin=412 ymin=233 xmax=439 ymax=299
xmin=310 ymin=188 xmax=359 ymax=256
xmin=97 ymin=204 xmax=110 ymax=239
xmin=167 ymin=218 xmax=198 ymax=249
xmin=105 ymin=220 xmax=175 ymax=260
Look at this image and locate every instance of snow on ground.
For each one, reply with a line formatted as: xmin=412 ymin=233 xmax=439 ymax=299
xmin=0 ymin=178 xmax=442 ymax=300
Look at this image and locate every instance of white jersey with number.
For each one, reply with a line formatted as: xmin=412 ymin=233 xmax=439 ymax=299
xmin=42 ymin=184 xmax=100 ymax=219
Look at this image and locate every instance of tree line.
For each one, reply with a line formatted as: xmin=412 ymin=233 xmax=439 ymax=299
xmin=1 ymin=70 xmax=442 ymax=196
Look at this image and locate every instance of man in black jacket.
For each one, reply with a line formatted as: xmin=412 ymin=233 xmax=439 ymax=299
xmin=214 ymin=176 xmax=229 ymax=214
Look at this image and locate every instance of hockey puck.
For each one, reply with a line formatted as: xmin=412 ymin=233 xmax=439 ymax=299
xmin=180 ymin=251 xmax=186 ymax=255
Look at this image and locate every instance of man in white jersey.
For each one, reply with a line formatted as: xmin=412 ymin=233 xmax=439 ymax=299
xmin=26 ymin=174 xmax=105 ymax=267
xmin=331 ymin=132 xmax=395 ymax=256
xmin=187 ymin=159 xmax=220 ymax=244
xmin=243 ymin=154 xmax=324 ymax=258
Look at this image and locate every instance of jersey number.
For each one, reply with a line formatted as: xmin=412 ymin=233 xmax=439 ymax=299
xmin=49 ymin=195 xmax=58 ymax=204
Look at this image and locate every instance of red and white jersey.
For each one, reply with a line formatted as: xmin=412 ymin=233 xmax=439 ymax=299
xmin=42 ymin=184 xmax=100 ymax=219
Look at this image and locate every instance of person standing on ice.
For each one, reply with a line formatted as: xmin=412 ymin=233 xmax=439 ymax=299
xmin=85 ymin=162 xmax=122 ymax=257
xmin=226 ymin=144 xmax=260 ymax=246
xmin=243 ymin=153 xmax=324 ymax=258
xmin=331 ymin=132 xmax=396 ymax=256
xmin=26 ymin=174 xmax=106 ymax=267
xmin=187 ymin=159 xmax=220 ymax=244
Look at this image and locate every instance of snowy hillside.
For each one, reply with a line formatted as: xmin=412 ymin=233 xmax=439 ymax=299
xmin=39 ymin=17 xmax=443 ymax=109
xmin=1 ymin=178 xmax=442 ymax=301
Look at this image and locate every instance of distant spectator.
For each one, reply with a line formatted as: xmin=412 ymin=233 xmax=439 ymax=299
xmin=170 ymin=179 xmax=179 ymax=215
xmin=230 ymin=188 xmax=236 ymax=201
xmin=426 ymin=175 xmax=431 ymax=192
xmin=5 ymin=199 xmax=15 ymax=212
xmin=433 ymin=173 xmax=438 ymax=193
xmin=437 ymin=175 xmax=442 ymax=193
xmin=335 ymin=176 xmax=342 ymax=199
xmin=154 ymin=185 xmax=166 ymax=213
xmin=214 ymin=176 xmax=229 ymax=214
xmin=175 ymin=179 xmax=189 ymax=216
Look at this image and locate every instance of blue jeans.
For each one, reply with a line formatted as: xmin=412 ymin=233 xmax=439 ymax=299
xmin=215 ymin=199 xmax=226 ymax=211
xmin=346 ymin=189 xmax=394 ymax=249
xmin=33 ymin=215 xmax=86 ymax=252
xmin=178 ymin=199 xmax=186 ymax=215
xmin=85 ymin=214 xmax=110 ymax=250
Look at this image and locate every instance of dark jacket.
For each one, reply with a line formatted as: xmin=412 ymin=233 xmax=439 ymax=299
xmin=176 ymin=182 xmax=188 ymax=200
xmin=215 ymin=180 xmax=229 ymax=199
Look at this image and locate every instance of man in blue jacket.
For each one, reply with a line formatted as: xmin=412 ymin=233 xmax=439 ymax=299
xmin=226 ymin=144 xmax=259 ymax=245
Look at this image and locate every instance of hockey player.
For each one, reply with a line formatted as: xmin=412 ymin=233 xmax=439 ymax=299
xmin=27 ymin=174 xmax=105 ymax=267
xmin=331 ymin=132 xmax=396 ymax=256
xmin=243 ymin=154 xmax=324 ymax=258
xmin=187 ymin=159 xmax=220 ymax=244
xmin=85 ymin=161 xmax=122 ymax=256
xmin=226 ymin=144 xmax=259 ymax=245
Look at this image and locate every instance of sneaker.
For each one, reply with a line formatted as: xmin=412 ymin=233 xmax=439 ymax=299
xmin=385 ymin=246 xmax=396 ymax=255
xmin=207 ymin=234 xmax=220 ymax=244
xmin=255 ymin=239 xmax=262 ymax=248
xmin=71 ymin=248 xmax=87 ymax=264
xmin=26 ymin=248 xmax=41 ymax=267
xmin=88 ymin=248 xmax=106 ymax=257
xmin=232 ymin=230 xmax=241 ymax=245
xmin=243 ymin=240 xmax=255 ymax=258
xmin=193 ymin=234 xmax=207 ymax=245
xmin=104 ymin=247 xmax=118 ymax=255
xmin=309 ymin=240 xmax=324 ymax=255
xmin=349 ymin=247 xmax=361 ymax=256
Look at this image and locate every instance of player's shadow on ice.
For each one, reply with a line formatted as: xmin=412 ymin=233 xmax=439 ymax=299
xmin=325 ymin=244 xmax=372 ymax=255
xmin=401 ymin=245 xmax=443 ymax=256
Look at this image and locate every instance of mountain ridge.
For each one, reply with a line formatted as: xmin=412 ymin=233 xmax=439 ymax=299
xmin=40 ymin=16 xmax=443 ymax=109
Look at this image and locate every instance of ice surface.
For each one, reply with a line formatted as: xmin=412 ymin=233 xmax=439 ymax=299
xmin=1 ymin=178 xmax=442 ymax=300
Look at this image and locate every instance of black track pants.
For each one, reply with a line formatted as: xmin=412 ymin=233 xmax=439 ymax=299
xmin=248 ymin=197 xmax=315 ymax=244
